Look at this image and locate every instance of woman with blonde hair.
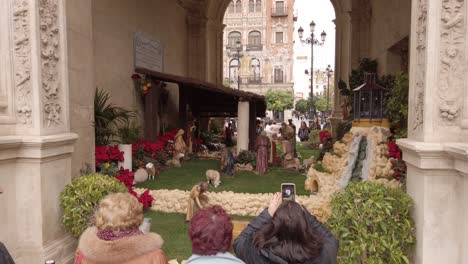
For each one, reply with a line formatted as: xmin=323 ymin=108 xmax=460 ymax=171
xmin=75 ymin=193 xmax=167 ymax=264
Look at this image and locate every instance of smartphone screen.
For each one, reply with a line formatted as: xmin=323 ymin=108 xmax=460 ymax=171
xmin=281 ymin=183 xmax=296 ymax=201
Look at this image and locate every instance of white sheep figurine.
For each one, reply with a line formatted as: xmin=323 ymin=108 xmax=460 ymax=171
xmin=146 ymin=163 xmax=157 ymax=180
xmin=206 ymin=169 xmax=221 ymax=188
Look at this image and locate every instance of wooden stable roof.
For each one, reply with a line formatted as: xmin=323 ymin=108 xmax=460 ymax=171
xmin=136 ymin=67 xmax=266 ymax=117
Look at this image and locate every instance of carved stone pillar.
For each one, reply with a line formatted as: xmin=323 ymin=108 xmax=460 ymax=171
xmin=0 ymin=0 xmax=77 ymax=263
xmin=187 ymin=15 xmax=208 ymax=80
xmin=331 ymin=7 xmax=352 ymax=135
xmin=398 ymin=0 xmax=468 ymax=263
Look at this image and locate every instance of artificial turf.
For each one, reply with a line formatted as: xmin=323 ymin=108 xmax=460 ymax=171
xmin=143 ymin=143 xmax=320 ymax=261
xmin=137 ymin=142 xmax=319 ymax=196
xmin=137 ymin=159 xmax=308 ymax=195
xmin=146 ymin=210 xmax=253 ymax=261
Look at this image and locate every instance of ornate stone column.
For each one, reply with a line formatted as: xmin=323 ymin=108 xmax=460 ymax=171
xmin=237 ymin=100 xmax=250 ymax=153
xmin=187 ymin=14 xmax=208 ymax=80
xmin=331 ymin=5 xmax=352 ymax=134
xmin=0 ymin=0 xmax=77 ymax=263
xmin=398 ymin=0 xmax=468 ymax=263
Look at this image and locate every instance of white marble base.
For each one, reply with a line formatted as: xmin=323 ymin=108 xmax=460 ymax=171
xmin=0 ymin=133 xmax=78 ymax=264
xmin=397 ymin=139 xmax=468 ymax=264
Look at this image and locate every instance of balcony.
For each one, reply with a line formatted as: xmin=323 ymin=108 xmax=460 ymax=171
xmin=226 ymin=44 xmax=243 ymax=52
xmin=245 ymin=44 xmax=263 ymax=51
xmin=271 ymin=7 xmax=288 ymax=17
xmin=248 ymin=76 xmax=262 ymax=84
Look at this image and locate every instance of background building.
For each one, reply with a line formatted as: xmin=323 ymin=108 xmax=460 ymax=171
xmin=223 ymin=0 xmax=295 ymax=96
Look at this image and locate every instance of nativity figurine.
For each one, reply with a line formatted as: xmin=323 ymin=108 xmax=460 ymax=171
xmin=186 ymin=181 xmax=209 ymax=222
xmin=255 ymin=131 xmax=270 ymax=174
xmin=174 ymin=129 xmax=187 ymax=157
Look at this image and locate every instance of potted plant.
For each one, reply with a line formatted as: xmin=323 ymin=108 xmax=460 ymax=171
xmin=94 ymin=88 xmax=133 ymax=146
xmin=116 ymin=123 xmax=140 ymax=170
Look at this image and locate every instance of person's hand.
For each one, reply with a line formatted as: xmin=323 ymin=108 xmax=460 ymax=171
xmin=268 ymin=192 xmax=282 ymax=217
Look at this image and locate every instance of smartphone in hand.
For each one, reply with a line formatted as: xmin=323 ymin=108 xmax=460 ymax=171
xmin=281 ymin=183 xmax=296 ymax=202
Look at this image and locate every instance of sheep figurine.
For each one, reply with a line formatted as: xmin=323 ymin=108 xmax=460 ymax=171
xmin=303 ymin=155 xmax=315 ymax=169
xmin=146 ymin=163 xmax=157 ymax=180
xmin=166 ymin=153 xmax=185 ymax=168
xmin=206 ymin=169 xmax=221 ymax=188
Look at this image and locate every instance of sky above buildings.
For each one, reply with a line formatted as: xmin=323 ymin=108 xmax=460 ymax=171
xmin=294 ymin=0 xmax=336 ymax=69
xmin=293 ymin=0 xmax=336 ymax=98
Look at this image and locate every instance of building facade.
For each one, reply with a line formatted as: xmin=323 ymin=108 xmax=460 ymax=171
xmin=223 ymin=0 xmax=295 ymax=95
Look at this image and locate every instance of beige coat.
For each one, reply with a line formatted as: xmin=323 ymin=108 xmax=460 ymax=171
xmin=75 ymin=227 xmax=167 ymax=264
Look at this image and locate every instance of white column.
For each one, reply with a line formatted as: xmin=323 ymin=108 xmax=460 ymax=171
xmin=237 ymin=100 xmax=249 ymax=153
xmin=398 ymin=0 xmax=468 ymax=263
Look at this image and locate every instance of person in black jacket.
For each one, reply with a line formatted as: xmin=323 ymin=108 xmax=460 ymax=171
xmin=233 ymin=193 xmax=338 ymax=264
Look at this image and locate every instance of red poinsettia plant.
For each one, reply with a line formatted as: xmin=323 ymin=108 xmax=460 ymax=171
xmin=114 ymin=167 xmax=154 ymax=210
xmin=132 ymin=129 xmax=179 ymax=169
xmin=319 ymin=130 xmax=333 ymax=142
xmin=95 ymin=145 xmax=124 ymax=168
xmin=387 ymin=139 xmax=407 ymax=183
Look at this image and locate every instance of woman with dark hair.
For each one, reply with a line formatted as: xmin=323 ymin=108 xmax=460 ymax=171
xmin=187 ymin=206 xmax=245 ymax=263
xmin=298 ymin=121 xmax=311 ymax=142
xmin=233 ymin=193 xmax=338 ymax=264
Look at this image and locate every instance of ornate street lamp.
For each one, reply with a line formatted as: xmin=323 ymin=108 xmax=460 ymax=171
xmin=236 ymin=40 xmax=242 ymax=90
xmin=326 ymin=64 xmax=333 ymax=116
xmin=298 ymin=20 xmax=326 ymax=120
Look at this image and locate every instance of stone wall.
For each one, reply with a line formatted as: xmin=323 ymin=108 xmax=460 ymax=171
xmin=351 ymin=0 xmax=411 ymax=75
xmin=67 ymin=0 xmax=95 ymax=177
xmin=92 ymin=0 xmax=186 ymax=134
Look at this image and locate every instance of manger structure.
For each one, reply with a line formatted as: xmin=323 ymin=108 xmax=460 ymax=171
xmin=136 ymin=67 xmax=266 ymax=152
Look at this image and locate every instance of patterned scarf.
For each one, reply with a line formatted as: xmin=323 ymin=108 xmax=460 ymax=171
xmin=96 ymin=229 xmax=143 ymax=241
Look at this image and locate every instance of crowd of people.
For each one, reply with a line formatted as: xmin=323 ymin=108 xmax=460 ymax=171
xmin=74 ymin=192 xmax=339 ymax=264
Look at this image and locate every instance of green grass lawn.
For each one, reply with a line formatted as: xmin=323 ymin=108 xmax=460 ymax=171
xmin=138 ymin=159 xmax=309 ymax=195
xmin=142 ymin=142 xmax=321 ymax=261
xmin=296 ymin=141 xmax=320 ymax=161
xmin=137 ymin=142 xmax=320 ymax=195
xmin=146 ymin=211 xmax=253 ymax=261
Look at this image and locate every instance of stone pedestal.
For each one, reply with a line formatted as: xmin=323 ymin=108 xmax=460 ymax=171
xmin=398 ymin=0 xmax=468 ymax=263
xmin=237 ymin=101 xmax=249 ymax=153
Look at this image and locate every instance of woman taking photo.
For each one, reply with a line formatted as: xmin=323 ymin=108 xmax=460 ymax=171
xmin=233 ymin=193 xmax=338 ymax=264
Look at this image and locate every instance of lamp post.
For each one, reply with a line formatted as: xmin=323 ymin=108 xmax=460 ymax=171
xmin=325 ymin=64 xmax=333 ymax=116
xmin=298 ymin=21 xmax=326 ymax=121
xmin=236 ymin=40 xmax=242 ymax=90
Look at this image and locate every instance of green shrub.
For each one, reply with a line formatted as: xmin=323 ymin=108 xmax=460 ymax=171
xmin=60 ymin=173 xmax=128 ymax=237
xmin=385 ymin=73 xmax=409 ymax=138
xmin=327 ymin=182 xmax=415 ymax=264
xmin=235 ymin=150 xmax=257 ymax=167
xmin=308 ymin=130 xmax=321 ymax=149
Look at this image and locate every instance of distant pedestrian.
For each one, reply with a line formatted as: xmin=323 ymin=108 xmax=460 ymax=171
xmin=298 ymin=121 xmax=311 ymax=142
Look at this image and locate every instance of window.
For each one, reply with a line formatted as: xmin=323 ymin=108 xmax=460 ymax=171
xmin=275 ymin=1 xmax=284 ymax=13
xmin=256 ymin=0 xmax=261 ymax=12
xmin=228 ymin=1 xmax=234 ymax=13
xmin=229 ymin=59 xmax=240 ymax=84
xmin=235 ymin=0 xmax=242 ymax=13
xmin=274 ymin=68 xmax=284 ymax=83
xmin=251 ymin=58 xmax=261 ymax=83
xmin=275 ymin=32 xmax=283 ymax=44
xmin=228 ymin=31 xmax=241 ymax=47
xmin=248 ymin=31 xmax=261 ymax=45
xmin=249 ymin=0 xmax=254 ymax=12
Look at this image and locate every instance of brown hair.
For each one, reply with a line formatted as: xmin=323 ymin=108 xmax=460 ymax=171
xmin=253 ymin=201 xmax=323 ymax=263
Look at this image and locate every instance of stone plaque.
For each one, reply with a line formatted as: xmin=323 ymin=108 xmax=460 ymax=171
xmin=134 ymin=32 xmax=164 ymax=72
